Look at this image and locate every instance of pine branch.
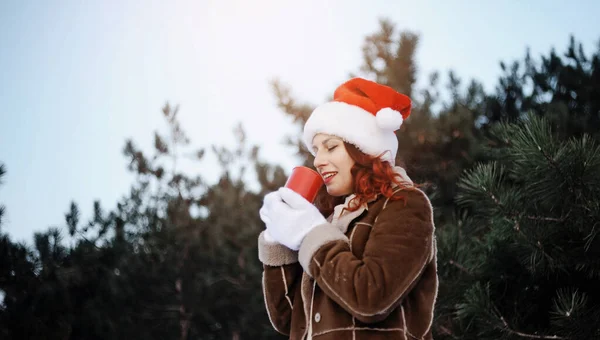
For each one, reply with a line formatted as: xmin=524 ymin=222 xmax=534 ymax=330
xmin=437 ymin=325 xmax=459 ymax=339
xmin=525 ymin=215 xmax=567 ymax=222
xmin=480 ymin=182 xmax=540 ymax=250
xmin=72 ymin=226 xmax=102 ymax=251
xmin=448 ymin=259 xmax=471 ymax=274
xmin=481 ymin=182 xmax=557 ymax=265
xmin=206 ymin=275 xmax=244 ymax=287
xmin=483 ymin=186 xmax=502 ymax=206
xmin=536 ymin=143 xmax=574 ymax=195
xmin=499 ymin=315 xmax=567 ymax=339
xmin=584 ymin=223 xmax=599 ymax=251
xmin=510 ymin=217 xmax=555 ymax=266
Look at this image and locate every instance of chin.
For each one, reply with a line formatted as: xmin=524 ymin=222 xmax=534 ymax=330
xmin=325 ymin=187 xmax=341 ymax=197
xmin=326 ymin=186 xmax=352 ymax=197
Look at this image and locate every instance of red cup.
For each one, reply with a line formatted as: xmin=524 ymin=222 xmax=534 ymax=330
xmin=285 ymin=166 xmax=324 ymax=203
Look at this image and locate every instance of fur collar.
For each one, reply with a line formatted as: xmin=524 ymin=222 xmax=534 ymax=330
xmin=329 ymin=166 xmax=413 ymax=233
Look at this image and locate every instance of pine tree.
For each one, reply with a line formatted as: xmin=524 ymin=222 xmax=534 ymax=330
xmin=436 ymin=114 xmax=600 ymax=339
xmin=272 ymin=19 xmax=488 ymax=225
xmin=102 ymin=104 xmax=287 ymax=339
xmin=484 ymin=36 xmax=600 ymax=140
xmin=2 ymin=16 xmax=599 ymax=339
xmin=0 ymin=164 xmax=4 ymax=227
xmin=0 ymin=103 xmax=288 ymax=339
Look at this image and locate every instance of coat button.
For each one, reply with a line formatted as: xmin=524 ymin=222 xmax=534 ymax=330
xmin=314 ymin=313 xmax=321 ymax=323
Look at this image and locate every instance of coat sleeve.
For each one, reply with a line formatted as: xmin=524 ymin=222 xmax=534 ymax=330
xmin=258 ymin=231 xmax=303 ymax=335
xmin=297 ymin=189 xmax=435 ymax=324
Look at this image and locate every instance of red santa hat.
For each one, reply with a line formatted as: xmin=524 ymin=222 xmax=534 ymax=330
xmin=303 ymin=77 xmax=411 ymax=165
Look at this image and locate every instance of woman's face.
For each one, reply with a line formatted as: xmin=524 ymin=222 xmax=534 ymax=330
xmin=312 ymin=134 xmax=355 ymax=197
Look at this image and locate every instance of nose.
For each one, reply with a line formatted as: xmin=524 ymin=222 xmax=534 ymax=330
xmin=313 ymin=150 xmax=327 ymax=171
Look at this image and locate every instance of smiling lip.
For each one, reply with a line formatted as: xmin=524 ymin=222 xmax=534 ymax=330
xmin=322 ymin=172 xmax=337 ymax=184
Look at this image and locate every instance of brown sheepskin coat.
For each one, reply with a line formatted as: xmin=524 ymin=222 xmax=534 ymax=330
xmin=258 ymin=180 xmax=438 ymax=339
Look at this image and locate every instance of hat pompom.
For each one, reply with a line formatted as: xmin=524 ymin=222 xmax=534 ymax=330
xmin=376 ymin=107 xmax=403 ymax=131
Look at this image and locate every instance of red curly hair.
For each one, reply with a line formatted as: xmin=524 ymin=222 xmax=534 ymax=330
xmin=314 ymin=142 xmax=416 ymax=217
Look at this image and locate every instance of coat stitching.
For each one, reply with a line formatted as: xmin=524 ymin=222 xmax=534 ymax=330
xmin=281 ymin=267 xmax=293 ymax=309
xmin=300 ymin=273 xmax=311 ymax=340
xmin=383 ymin=197 xmax=392 ymax=210
xmin=307 ymin=280 xmax=317 ymax=339
xmin=421 ymin=236 xmax=438 ymax=337
xmin=401 ymin=305 xmax=407 ymax=338
xmin=349 ymin=226 xmax=359 ymax=252
xmin=406 ymin=330 xmax=421 ymax=339
xmin=312 ymin=327 xmax=405 ymax=337
xmin=311 ymin=207 xmax=432 ymax=318
xmin=314 ymin=253 xmax=430 ymax=318
xmin=382 ymin=187 xmax=401 ymax=210
xmin=383 ymin=187 xmax=411 ymax=210
xmin=264 ymin=185 xmax=436 ymax=339
xmin=414 ymin=192 xmax=437 ymax=338
xmin=312 ymin=189 xmax=434 ymax=334
xmin=262 ymin=272 xmax=285 ymax=334
xmin=349 ymin=223 xmax=371 ymax=252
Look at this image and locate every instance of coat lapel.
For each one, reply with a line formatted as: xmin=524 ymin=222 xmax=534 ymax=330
xmin=332 ymin=204 xmax=367 ymax=233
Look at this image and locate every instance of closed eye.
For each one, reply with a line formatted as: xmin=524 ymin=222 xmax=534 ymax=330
xmin=328 ymin=145 xmax=338 ymax=152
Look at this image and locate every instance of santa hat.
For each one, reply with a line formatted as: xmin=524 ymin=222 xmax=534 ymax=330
xmin=303 ymin=77 xmax=411 ymax=165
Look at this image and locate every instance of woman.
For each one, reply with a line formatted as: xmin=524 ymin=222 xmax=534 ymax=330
xmin=258 ymin=77 xmax=438 ymax=340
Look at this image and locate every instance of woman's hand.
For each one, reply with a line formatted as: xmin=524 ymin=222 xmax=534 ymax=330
xmin=259 ymin=188 xmax=326 ymax=250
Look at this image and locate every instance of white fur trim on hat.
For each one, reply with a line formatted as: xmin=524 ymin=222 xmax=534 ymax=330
xmin=303 ymin=101 xmax=398 ymax=165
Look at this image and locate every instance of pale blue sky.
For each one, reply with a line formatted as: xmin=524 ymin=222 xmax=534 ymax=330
xmin=1 ymin=0 xmax=599 ymax=243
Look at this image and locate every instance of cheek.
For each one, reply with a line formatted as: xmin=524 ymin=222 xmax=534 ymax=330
xmin=333 ymin=152 xmax=352 ymax=170
xmin=335 ymin=157 xmax=354 ymax=184
xmin=341 ymin=157 xmax=355 ymax=175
